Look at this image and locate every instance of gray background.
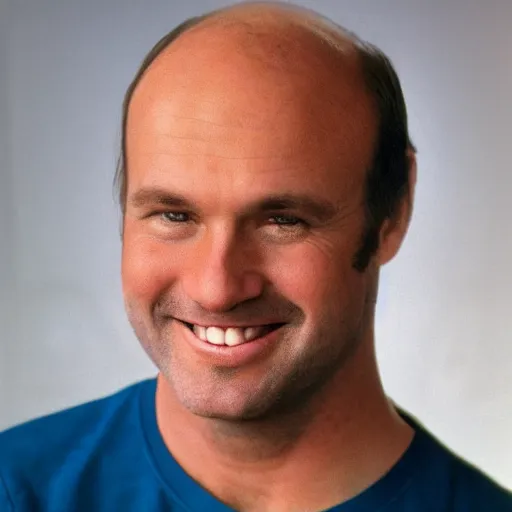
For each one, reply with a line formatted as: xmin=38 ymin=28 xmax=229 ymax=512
xmin=1 ymin=0 xmax=511 ymax=488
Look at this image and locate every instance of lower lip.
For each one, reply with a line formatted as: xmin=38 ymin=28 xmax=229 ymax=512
xmin=177 ymin=321 xmax=284 ymax=368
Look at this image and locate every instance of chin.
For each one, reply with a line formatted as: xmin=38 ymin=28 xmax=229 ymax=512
xmin=178 ymin=399 xmax=263 ymax=422
xmin=164 ymin=367 xmax=283 ymax=422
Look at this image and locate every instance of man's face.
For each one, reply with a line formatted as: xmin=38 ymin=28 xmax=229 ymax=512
xmin=121 ymin=26 xmax=379 ymax=421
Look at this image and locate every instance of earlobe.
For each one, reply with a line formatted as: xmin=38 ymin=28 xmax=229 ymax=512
xmin=377 ymin=149 xmax=417 ymax=266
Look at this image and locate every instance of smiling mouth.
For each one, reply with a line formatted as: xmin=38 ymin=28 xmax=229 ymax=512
xmin=181 ymin=321 xmax=285 ymax=347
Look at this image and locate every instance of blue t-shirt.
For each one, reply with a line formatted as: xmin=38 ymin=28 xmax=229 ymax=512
xmin=0 ymin=378 xmax=511 ymax=511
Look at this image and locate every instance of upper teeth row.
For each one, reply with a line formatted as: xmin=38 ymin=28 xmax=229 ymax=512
xmin=192 ymin=325 xmax=265 ymax=346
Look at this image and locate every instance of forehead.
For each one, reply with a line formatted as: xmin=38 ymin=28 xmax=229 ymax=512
xmin=125 ymin=20 xmax=376 ymax=201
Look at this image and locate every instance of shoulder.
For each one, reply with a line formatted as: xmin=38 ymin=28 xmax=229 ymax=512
xmin=0 ymin=378 xmax=153 ymax=458
xmin=0 ymin=378 xmax=156 ymax=509
xmin=400 ymin=409 xmax=512 ymax=510
xmin=446 ymin=453 xmax=512 ymax=510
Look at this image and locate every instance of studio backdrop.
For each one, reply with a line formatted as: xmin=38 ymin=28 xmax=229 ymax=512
xmin=0 ymin=0 xmax=511 ymax=488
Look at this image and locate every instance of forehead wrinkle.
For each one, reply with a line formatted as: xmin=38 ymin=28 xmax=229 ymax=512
xmin=130 ymin=106 xmax=323 ymax=163
xmin=138 ymin=152 xmax=297 ymax=162
xmin=134 ymin=127 xmax=300 ymax=161
xmin=150 ymin=100 xmax=273 ymax=132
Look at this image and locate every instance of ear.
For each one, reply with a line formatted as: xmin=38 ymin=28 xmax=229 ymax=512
xmin=377 ymin=149 xmax=417 ymax=266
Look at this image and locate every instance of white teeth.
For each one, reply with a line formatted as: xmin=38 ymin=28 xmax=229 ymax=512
xmin=192 ymin=324 xmax=276 ymax=345
xmin=224 ymin=327 xmax=246 ymax=347
xmin=205 ymin=327 xmax=225 ymax=345
xmin=193 ymin=325 xmax=207 ymax=342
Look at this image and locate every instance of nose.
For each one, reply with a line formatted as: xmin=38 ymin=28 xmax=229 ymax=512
xmin=181 ymin=225 xmax=264 ymax=313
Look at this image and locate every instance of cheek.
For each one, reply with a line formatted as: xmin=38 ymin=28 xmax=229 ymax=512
xmin=265 ymin=239 xmax=363 ymax=315
xmin=121 ymin=230 xmax=182 ymax=303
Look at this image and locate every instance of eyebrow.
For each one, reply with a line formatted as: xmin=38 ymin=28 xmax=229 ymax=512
xmin=129 ymin=187 xmax=193 ymax=209
xmin=128 ymin=187 xmax=341 ymax=222
xmin=254 ymin=194 xmax=340 ymax=222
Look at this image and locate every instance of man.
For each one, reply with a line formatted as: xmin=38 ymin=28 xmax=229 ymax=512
xmin=1 ymin=2 xmax=510 ymax=511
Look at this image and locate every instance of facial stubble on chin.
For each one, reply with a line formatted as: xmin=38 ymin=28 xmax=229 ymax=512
xmin=153 ymin=316 xmax=363 ymax=425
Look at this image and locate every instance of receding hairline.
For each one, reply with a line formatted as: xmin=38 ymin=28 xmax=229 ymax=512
xmin=136 ymin=1 xmax=363 ymax=87
xmin=181 ymin=1 xmax=360 ymax=51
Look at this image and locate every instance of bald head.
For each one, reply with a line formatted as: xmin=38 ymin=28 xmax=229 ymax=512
xmin=116 ymin=1 xmax=414 ymax=270
xmin=135 ymin=1 xmax=366 ymax=106
xmin=177 ymin=1 xmax=359 ymax=59
xmin=129 ymin=2 xmax=374 ymax=161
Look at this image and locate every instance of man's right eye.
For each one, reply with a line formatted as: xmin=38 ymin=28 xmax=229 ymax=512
xmin=161 ymin=211 xmax=190 ymax=223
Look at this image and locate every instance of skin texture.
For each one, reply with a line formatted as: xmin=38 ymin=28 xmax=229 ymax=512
xmin=121 ymin=4 xmax=416 ymax=511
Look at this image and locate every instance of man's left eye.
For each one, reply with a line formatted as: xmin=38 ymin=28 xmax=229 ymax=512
xmin=270 ymin=215 xmax=304 ymax=226
xmin=161 ymin=212 xmax=190 ymax=223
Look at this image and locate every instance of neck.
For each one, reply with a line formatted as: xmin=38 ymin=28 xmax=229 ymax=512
xmin=155 ymin=339 xmax=414 ymax=512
